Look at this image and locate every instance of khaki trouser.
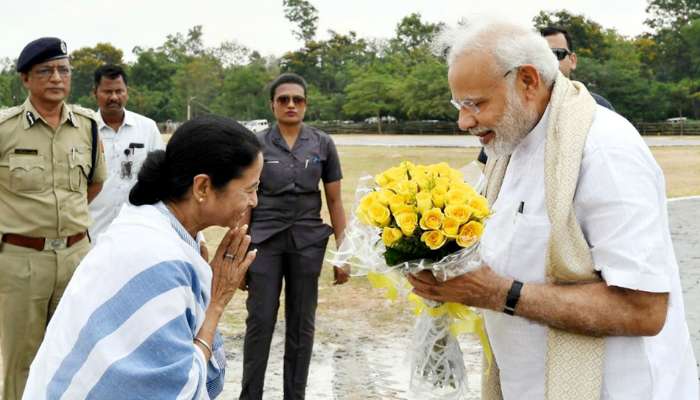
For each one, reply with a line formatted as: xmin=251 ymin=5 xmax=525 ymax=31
xmin=0 ymin=236 xmax=90 ymax=400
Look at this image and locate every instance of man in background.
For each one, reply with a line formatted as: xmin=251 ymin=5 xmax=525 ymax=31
xmin=88 ymin=64 xmax=164 ymax=244
xmin=540 ymin=26 xmax=614 ymax=110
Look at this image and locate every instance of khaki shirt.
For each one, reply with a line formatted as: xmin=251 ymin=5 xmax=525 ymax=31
xmin=0 ymin=98 xmax=107 ymax=238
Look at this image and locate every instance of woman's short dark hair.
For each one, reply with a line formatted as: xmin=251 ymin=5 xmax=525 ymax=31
xmin=268 ymin=72 xmax=307 ymax=101
xmin=94 ymin=64 xmax=128 ymax=87
xmin=129 ymin=115 xmax=262 ymax=206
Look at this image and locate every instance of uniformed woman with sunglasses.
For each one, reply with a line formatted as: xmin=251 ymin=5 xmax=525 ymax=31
xmin=238 ymin=72 xmax=348 ymax=400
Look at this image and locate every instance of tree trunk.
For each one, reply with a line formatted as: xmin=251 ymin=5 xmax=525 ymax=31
xmin=377 ymin=112 xmax=383 ymax=134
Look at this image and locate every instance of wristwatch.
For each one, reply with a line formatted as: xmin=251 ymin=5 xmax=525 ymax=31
xmin=503 ymin=279 xmax=524 ymax=316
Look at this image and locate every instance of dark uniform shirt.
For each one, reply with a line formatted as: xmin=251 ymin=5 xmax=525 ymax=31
xmin=251 ymin=124 xmax=342 ymax=249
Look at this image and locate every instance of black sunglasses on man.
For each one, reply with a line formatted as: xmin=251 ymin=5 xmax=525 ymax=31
xmin=551 ymin=48 xmax=571 ymax=61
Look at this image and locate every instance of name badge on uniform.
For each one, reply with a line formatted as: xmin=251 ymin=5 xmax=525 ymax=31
xmin=265 ymin=160 xmax=280 ymax=164
xmin=14 ymin=148 xmax=39 ymax=155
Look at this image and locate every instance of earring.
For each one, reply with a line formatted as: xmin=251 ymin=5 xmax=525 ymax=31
xmin=198 ymin=198 xmax=204 ymax=203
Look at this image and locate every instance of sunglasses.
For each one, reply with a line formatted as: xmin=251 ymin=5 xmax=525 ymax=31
xmin=551 ymin=48 xmax=571 ymax=61
xmin=275 ymin=95 xmax=306 ymax=106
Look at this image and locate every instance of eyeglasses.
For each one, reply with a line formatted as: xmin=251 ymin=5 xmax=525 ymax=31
xmin=33 ymin=66 xmax=72 ymax=79
xmin=551 ymin=48 xmax=571 ymax=61
xmin=275 ymin=95 xmax=306 ymax=106
xmin=450 ymin=67 xmax=518 ymax=114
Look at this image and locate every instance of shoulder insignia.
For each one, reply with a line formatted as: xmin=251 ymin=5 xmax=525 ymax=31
xmin=69 ymin=104 xmax=97 ymax=121
xmin=26 ymin=111 xmax=36 ymax=127
xmin=0 ymin=106 xmax=23 ymax=125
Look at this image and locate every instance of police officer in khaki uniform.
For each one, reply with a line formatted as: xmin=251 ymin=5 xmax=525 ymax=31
xmin=0 ymin=37 xmax=107 ymax=400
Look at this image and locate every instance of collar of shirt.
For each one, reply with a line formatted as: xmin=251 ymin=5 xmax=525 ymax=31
xmin=22 ymin=97 xmax=76 ymax=129
xmin=153 ymin=201 xmax=199 ymax=252
xmin=96 ymin=108 xmax=135 ymax=132
xmin=270 ymin=123 xmax=310 ymax=151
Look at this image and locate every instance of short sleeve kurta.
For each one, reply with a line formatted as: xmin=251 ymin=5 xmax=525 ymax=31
xmin=250 ymin=124 xmax=342 ymax=249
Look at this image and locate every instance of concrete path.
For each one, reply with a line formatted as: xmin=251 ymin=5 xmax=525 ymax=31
xmin=670 ymin=196 xmax=700 ymax=365
xmin=331 ymin=134 xmax=700 ymax=148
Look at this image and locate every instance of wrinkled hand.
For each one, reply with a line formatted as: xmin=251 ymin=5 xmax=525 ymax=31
xmin=209 ymin=225 xmax=257 ymax=309
xmin=333 ymin=265 xmax=350 ymax=285
xmin=407 ymin=265 xmax=510 ymax=311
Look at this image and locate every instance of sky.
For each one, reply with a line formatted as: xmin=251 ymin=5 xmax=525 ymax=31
xmin=3 ymin=0 xmax=652 ymax=62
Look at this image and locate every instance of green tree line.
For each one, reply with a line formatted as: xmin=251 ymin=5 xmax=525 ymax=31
xmin=1 ymin=0 xmax=699 ymax=123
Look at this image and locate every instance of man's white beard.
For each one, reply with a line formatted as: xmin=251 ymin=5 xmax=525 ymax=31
xmin=482 ymin=86 xmax=538 ymax=159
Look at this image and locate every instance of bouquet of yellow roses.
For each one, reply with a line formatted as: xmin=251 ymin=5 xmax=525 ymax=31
xmin=356 ymin=161 xmax=489 ymax=271
xmin=329 ymin=161 xmax=490 ymax=399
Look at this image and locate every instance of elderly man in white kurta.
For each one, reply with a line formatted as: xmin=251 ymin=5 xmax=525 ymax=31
xmin=88 ymin=64 xmax=164 ymax=244
xmin=408 ymin=20 xmax=698 ymax=400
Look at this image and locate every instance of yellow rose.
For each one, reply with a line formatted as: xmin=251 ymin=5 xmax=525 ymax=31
xmin=446 ymin=188 xmax=470 ymax=205
xmin=377 ymin=189 xmax=396 ymax=205
xmin=421 ymin=230 xmax=447 ymax=250
xmin=385 ymin=166 xmax=407 ymax=182
xmin=419 ymin=208 xmax=444 ymax=231
xmin=428 ymin=162 xmax=451 ymax=177
xmin=450 ymin=182 xmax=478 ymax=197
xmin=382 ymin=227 xmax=403 ymax=247
xmin=396 ymin=180 xmax=418 ymax=196
xmin=435 ymin=177 xmax=451 ymax=189
xmin=444 ymin=204 xmax=473 ymax=224
xmin=368 ymin=203 xmax=391 ymax=227
xmin=412 ymin=165 xmax=429 ymax=177
xmin=356 ymin=207 xmax=373 ymax=226
xmin=395 ymin=212 xmax=418 ymax=236
xmin=456 ymin=221 xmax=484 ymax=248
xmin=414 ymin=176 xmax=432 ymax=192
xmin=469 ymin=195 xmax=490 ymax=218
xmin=431 ymin=186 xmax=447 ymax=208
xmin=401 ymin=161 xmax=416 ymax=171
xmin=359 ymin=192 xmax=380 ymax=211
xmin=386 ymin=181 xmax=401 ymax=194
xmin=415 ymin=191 xmax=433 ymax=214
xmin=442 ymin=216 xmax=460 ymax=238
xmin=375 ymin=172 xmax=390 ymax=187
xmin=389 ymin=194 xmax=414 ymax=214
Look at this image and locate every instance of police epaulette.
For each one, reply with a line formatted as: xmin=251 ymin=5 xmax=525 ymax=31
xmin=69 ymin=104 xmax=97 ymax=121
xmin=0 ymin=106 xmax=23 ymax=125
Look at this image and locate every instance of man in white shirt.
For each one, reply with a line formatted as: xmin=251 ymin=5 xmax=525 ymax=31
xmin=88 ymin=64 xmax=165 ymax=244
xmin=408 ymin=19 xmax=698 ymax=399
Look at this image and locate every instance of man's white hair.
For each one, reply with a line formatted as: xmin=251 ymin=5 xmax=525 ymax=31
xmin=433 ymin=17 xmax=559 ymax=86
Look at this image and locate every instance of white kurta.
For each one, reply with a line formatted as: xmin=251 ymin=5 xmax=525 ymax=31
xmin=480 ymin=105 xmax=698 ymax=400
xmin=88 ymin=109 xmax=165 ymax=244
